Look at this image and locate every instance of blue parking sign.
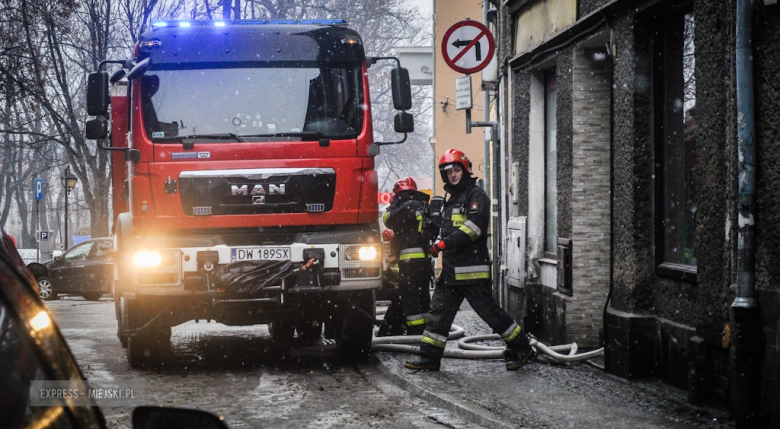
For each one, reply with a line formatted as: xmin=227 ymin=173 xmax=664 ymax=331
xmin=34 ymin=179 xmax=43 ymax=201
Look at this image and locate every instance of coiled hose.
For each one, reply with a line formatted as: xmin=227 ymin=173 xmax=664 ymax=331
xmin=372 ymin=306 xmax=604 ymax=364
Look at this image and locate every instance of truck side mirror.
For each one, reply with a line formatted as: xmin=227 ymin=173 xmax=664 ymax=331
xmin=126 ymin=58 xmax=151 ymax=80
xmin=110 ymin=69 xmax=126 ymax=84
xmin=85 ymin=118 xmax=109 ymax=140
xmin=391 ymin=67 xmax=412 ymax=111
xmin=86 ymin=72 xmax=109 ymax=116
xmin=394 ymin=112 xmax=414 ymax=133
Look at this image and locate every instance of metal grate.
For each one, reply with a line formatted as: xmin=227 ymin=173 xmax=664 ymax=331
xmin=338 ymin=244 xmax=382 ymax=281
xmin=135 ymin=249 xmax=182 ymax=287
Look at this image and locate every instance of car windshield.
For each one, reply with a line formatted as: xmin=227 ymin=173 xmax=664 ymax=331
xmin=141 ymin=63 xmax=364 ymax=142
xmin=63 ymin=242 xmax=93 ymax=261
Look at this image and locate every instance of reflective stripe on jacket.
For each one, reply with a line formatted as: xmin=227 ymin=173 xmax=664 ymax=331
xmin=439 ymin=178 xmax=492 ymax=285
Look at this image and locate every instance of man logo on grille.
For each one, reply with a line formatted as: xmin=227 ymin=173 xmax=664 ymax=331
xmin=231 ymin=184 xmax=285 ymax=196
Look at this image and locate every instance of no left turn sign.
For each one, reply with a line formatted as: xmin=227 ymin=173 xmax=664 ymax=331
xmin=441 ymin=20 xmax=495 ymax=74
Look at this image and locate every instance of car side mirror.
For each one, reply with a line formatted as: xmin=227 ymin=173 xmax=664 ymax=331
xmin=391 ymin=67 xmax=412 ymax=111
xmin=54 ymin=255 xmax=64 ymax=263
xmin=86 ymin=72 xmax=109 ymax=116
xmin=132 ymin=406 xmax=229 ymax=429
xmin=26 ymin=262 xmax=47 ymax=277
xmin=393 ymin=112 xmax=414 ymax=133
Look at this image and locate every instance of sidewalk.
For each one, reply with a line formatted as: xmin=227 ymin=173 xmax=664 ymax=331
xmin=371 ymin=304 xmax=734 ymax=429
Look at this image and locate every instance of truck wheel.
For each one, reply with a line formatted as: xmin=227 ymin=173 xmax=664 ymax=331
xmin=127 ymin=325 xmax=171 ymax=368
xmin=269 ymin=321 xmax=295 ymax=348
xmin=337 ymin=291 xmax=375 ymax=360
xmin=296 ymin=320 xmax=322 ymax=344
xmin=123 ymin=297 xmax=171 ymax=368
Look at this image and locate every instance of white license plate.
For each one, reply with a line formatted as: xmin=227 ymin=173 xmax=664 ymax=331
xmin=231 ymin=247 xmax=291 ymax=262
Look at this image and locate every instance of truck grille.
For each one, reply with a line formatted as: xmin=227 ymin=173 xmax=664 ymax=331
xmin=179 ymin=167 xmax=336 ymax=216
xmin=338 ymin=244 xmax=382 ymax=281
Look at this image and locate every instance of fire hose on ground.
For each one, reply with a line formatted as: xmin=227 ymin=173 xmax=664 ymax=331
xmin=371 ymin=306 xmax=605 ymax=364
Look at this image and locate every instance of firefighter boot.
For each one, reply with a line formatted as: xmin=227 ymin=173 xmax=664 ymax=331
xmin=504 ymin=334 xmax=535 ymax=371
xmin=404 ymin=355 xmax=440 ymax=371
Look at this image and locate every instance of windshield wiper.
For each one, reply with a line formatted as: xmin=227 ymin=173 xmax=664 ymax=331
xmin=240 ymin=131 xmax=323 ymax=140
xmin=153 ymin=133 xmax=245 ymax=142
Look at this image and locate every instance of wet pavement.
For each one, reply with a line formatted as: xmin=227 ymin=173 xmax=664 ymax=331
xmin=47 ymin=296 xmax=481 ymax=428
xmin=46 ymin=295 xmax=734 ymax=428
xmin=376 ymin=305 xmax=735 ymax=429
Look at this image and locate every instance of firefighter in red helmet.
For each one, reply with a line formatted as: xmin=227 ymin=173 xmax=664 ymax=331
xmin=380 ymin=177 xmax=432 ymax=336
xmin=404 ymin=149 xmax=535 ymax=371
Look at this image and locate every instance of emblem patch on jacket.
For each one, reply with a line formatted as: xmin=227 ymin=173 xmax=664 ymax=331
xmin=470 ymin=201 xmax=479 ymax=213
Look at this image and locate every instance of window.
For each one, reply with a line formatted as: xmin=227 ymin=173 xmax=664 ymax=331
xmin=654 ymin=7 xmax=696 ymax=281
xmin=544 ymin=69 xmax=558 ymax=258
xmin=141 ymin=63 xmax=364 ymax=142
xmin=63 ymin=241 xmax=94 ymax=262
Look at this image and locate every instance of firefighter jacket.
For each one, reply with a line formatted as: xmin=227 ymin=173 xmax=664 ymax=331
xmin=439 ymin=176 xmax=491 ymax=285
xmin=383 ymin=190 xmax=431 ymax=262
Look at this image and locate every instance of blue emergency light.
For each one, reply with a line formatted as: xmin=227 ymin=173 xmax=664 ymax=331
xmin=150 ymin=19 xmax=347 ymax=29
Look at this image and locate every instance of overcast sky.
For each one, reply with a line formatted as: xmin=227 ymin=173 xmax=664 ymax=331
xmin=408 ymin=0 xmax=433 ymax=19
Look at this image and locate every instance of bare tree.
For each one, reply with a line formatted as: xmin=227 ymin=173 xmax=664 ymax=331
xmin=0 ymin=0 xmax=431 ymax=239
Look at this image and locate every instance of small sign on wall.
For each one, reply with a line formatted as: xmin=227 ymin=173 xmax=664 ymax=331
xmin=455 ymin=75 xmax=473 ymax=110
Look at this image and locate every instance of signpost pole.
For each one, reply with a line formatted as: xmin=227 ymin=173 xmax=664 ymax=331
xmin=36 ymin=200 xmax=40 ymax=262
xmin=34 ymin=178 xmax=43 ymax=262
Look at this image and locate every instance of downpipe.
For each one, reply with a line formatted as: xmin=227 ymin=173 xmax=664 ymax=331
xmin=731 ymin=0 xmax=764 ymax=426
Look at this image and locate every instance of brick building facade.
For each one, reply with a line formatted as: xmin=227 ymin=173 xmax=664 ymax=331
xmin=490 ymin=0 xmax=780 ymax=425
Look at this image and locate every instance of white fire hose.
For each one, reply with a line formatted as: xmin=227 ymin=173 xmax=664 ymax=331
xmin=372 ymin=306 xmax=604 ymax=364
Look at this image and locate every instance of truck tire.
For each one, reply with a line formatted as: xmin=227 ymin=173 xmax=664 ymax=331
xmin=269 ymin=321 xmax=295 ymax=350
xmin=296 ymin=319 xmax=322 ymax=344
xmin=123 ymin=297 xmax=171 ymax=368
xmin=336 ymin=291 xmax=375 ymax=360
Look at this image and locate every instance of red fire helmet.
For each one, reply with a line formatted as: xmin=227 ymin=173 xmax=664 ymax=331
xmin=438 ymin=148 xmax=473 ymax=175
xmin=393 ymin=177 xmax=418 ymax=194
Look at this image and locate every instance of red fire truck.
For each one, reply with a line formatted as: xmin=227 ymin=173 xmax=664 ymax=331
xmin=85 ymin=19 xmax=413 ymax=367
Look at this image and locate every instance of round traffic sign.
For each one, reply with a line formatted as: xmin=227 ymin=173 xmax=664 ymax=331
xmin=441 ymin=20 xmax=495 ymax=74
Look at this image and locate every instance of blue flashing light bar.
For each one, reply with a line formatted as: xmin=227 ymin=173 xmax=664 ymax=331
xmin=236 ymin=20 xmax=268 ymax=25
xmin=149 ymin=19 xmax=348 ymax=29
xmin=300 ymin=19 xmax=348 ymax=26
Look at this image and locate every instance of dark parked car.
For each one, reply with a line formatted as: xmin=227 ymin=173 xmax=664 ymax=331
xmin=1 ymin=231 xmax=229 ymax=429
xmin=29 ymin=238 xmax=113 ymax=301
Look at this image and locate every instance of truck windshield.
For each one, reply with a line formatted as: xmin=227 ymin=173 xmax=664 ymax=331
xmin=140 ymin=63 xmax=363 ymax=142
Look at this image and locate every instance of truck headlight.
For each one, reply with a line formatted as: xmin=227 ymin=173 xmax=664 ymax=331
xmin=358 ymin=246 xmax=378 ymax=261
xmin=344 ymin=245 xmax=379 ymax=261
xmin=133 ymin=250 xmax=162 ymax=268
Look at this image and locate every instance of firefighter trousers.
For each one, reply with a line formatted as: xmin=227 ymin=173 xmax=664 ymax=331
xmin=379 ymin=258 xmax=432 ymax=336
xmin=420 ymin=279 xmax=528 ymax=360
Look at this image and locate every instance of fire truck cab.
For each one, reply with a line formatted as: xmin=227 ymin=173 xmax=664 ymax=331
xmin=85 ymin=19 xmax=413 ymax=367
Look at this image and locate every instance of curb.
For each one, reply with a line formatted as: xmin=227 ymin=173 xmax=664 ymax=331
xmin=365 ymin=356 xmax=516 ymax=429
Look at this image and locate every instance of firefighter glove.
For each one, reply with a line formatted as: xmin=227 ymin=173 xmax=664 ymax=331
xmin=382 ymin=229 xmax=394 ymax=242
xmin=429 ymin=241 xmax=446 ymax=257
